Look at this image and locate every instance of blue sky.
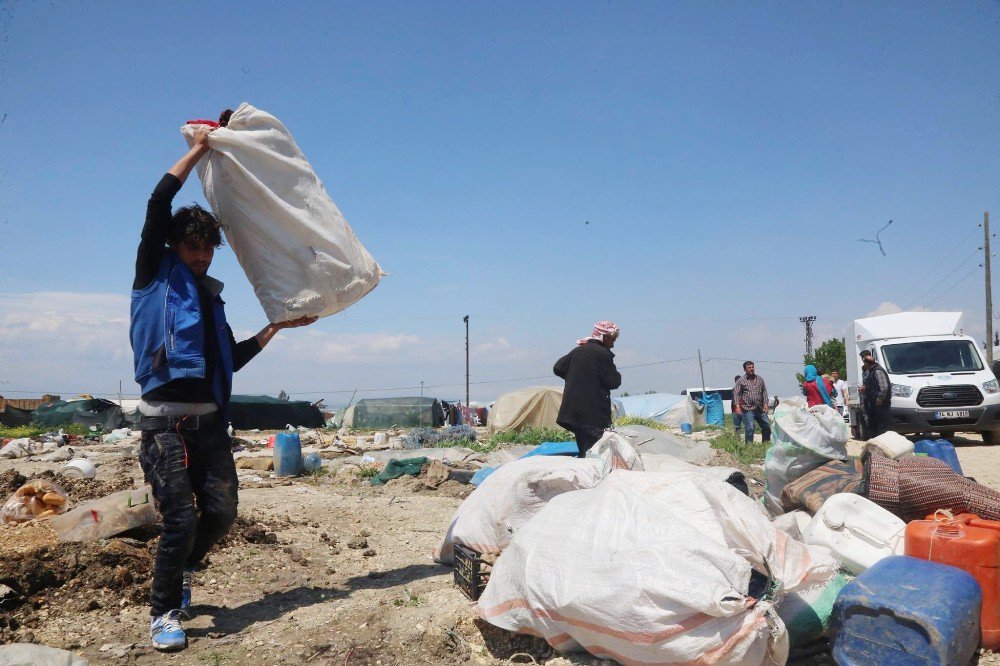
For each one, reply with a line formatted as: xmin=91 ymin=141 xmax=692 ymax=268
xmin=2 ymin=1 xmax=999 ymax=405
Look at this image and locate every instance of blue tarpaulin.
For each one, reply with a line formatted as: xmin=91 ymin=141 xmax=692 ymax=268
xmin=470 ymin=440 xmax=579 ymax=486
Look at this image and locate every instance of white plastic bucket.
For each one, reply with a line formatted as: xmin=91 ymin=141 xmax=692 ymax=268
xmin=373 ymin=432 xmax=387 ymax=448
xmin=865 ymin=431 xmax=914 ymax=459
xmin=803 ymin=493 xmax=906 ymax=575
xmin=60 ymin=459 xmax=97 ymax=479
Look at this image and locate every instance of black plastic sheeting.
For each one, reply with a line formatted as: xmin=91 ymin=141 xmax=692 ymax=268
xmin=0 ymin=406 xmax=33 ymax=427
xmin=228 ymin=395 xmax=325 ymax=430
xmin=32 ymin=399 xmax=125 ymax=430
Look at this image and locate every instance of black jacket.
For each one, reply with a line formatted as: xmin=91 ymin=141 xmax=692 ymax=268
xmin=553 ymin=340 xmax=622 ymax=429
xmin=863 ymin=362 xmax=891 ymax=409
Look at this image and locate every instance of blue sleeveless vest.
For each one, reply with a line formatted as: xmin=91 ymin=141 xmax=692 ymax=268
xmin=130 ymin=252 xmax=235 ymax=416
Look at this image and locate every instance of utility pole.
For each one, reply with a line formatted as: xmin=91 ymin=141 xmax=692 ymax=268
xmin=799 ymin=316 xmax=817 ymax=358
xmin=986 ymin=212 xmax=994 ymax=366
xmin=463 ymin=315 xmax=470 ymax=407
xmin=420 ymin=380 xmax=425 ymax=427
xmin=697 ymin=349 xmax=706 ymax=395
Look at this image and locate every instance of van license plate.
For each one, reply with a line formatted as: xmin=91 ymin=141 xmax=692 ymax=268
xmin=935 ymin=410 xmax=970 ymax=419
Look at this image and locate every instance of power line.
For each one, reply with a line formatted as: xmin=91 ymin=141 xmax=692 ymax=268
xmin=925 ymin=265 xmax=981 ymax=308
xmin=901 ymin=227 xmax=978 ymax=297
xmin=905 ymin=247 xmax=980 ymax=309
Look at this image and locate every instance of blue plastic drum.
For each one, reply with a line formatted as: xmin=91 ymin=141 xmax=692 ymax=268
xmin=273 ymin=432 xmax=303 ymax=476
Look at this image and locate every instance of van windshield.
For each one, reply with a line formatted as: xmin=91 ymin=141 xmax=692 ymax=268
xmin=881 ymin=340 xmax=984 ymax=374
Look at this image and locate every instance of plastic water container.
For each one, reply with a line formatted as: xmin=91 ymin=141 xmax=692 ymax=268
xmin=273 ymin=432 xmax=302 ymax=476
xmin=373 ymin=432 xmax=388 ymax=448
xmin=913 ymin=439 xmax=963 ymax=475
xmin=302 ymin=452 xmax=323 ymax=473
xmin=830 ymin=555 xmax=982 ymax=666
xmin=680 ymin=422 xmax=693 ymax=434
xmin=906 ymin=513 xmax=1000 ymax=649
xmin=865 ymin=431 xmax=914 ymax=459
xmin=802 ymin=493 xmax=906 ymax=575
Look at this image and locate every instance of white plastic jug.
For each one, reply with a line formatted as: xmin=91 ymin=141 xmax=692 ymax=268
xmin=803 ymin=493 xmax=906 ymax=575
xmin=373 ymin=432 xmax=388 ymax=448
xmin=865 ymin=431 xmax=914 ymax=459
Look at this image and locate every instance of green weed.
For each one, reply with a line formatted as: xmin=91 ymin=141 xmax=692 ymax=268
xmin=709 ymin=430 xmax=769 ymax=465
xmin=0 ymin=423 xmax=92 ymax=438
xmin=613 ymin=416 xmax=668 ymax=430
xmin=486 ymin=426 xmax=574 ymax=449
xmin=356 ymin=463 xmax=381 ymax=479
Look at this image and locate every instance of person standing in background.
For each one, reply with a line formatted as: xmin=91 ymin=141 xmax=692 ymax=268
xmin=731 ymin=375 xmax=744 ymax=434
xmin=733 ymin=361 xmax=771 ymax=444
xmin=831 ymin=369 xmax=848 ymax=416
xmin=554 ymin=321 xmax=622 ymax=458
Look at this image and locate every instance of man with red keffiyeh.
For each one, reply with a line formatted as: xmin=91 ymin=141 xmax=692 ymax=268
xmin=553 ymin=321 xmax=622 ymax=457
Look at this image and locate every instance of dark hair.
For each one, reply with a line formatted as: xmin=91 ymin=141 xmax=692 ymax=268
xmin=168 ymin=204 xmax=224 ymax=249
xmin=742 ymin=360 xmax=754 ymax=370
xmin=734 ymin=375 xmax=741 ymax=382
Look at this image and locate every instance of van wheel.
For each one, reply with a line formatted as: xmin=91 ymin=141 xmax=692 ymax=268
xmin=982 ymin=431 xmax=999 ymax=446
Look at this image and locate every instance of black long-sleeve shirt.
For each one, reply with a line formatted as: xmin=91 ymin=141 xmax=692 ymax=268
xmin=135 ymin=174 xmax=261 ymax=403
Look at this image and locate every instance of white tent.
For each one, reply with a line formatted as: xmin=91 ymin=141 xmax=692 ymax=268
xmin=611 ymin=393 xmax=705 ymax=428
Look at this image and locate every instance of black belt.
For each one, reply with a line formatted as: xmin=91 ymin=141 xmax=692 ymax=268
xmin=137 ymin=411 xmax=220 ymax=432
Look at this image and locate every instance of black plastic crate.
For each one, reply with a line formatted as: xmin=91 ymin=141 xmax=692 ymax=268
xmin=453 ymin=543 xmax=491 ymax=600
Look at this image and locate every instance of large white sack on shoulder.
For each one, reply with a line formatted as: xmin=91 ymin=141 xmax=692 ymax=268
xmin=433 ymin=455 xmax=602 ymax=565
xmin=181 ymin=103 xmax=383 ymax=323
xmin=763 ymin=404 xmax=848 ymax=516
xmin=477 ymin=470 xmax=838 ymax=665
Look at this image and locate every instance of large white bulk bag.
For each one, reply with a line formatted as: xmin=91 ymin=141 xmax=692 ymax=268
xmin=435 ymin=433 xmax=642 ymax=565
xmin=434 ymin=456 xmax=602 ymax=565
xmin=763 ymin=400 xmax=848 ymax=516
xmin=181 ymin=103 xmax=383 ymax=323
xmin=477 ymin=470 xmax=838 ymax=665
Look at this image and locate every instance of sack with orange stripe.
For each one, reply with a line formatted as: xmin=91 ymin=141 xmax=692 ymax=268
xmin=477 ymin=469 xmax=837 ymax=665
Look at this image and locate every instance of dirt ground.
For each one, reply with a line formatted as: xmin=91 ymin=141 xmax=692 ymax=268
xmin=1 ymin=429 xmax=999 ymax=665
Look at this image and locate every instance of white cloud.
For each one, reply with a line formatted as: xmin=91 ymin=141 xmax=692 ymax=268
xmin=865 ymin=302 xmax=928 ymax=318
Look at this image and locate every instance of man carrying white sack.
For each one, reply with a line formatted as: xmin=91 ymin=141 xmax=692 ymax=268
xmin=130 ymin=125 xmax=316 ymax=651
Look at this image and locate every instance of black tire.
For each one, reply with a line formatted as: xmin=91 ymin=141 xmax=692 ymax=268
xmin=981 ymin=431 xmax=999 ymax=446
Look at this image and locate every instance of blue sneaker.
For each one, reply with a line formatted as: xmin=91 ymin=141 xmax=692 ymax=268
xmin=150 ymin=610 xmax=187 ymax=651
xmin=180 ymin=568 xmax=194 ymax=612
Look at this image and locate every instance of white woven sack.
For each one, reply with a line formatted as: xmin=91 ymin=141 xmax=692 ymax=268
xmin=181 ymin=103 xmax=383 ymax=323
xmin=763 ymin=403 xmax=848 ymax=516
xmin=478 ymin=470 xmax=838 ymax=665
xmin=585 ymin=430 xmax=645 ymax=476
xmin=433 ymin=456 xmax=603 ymax=565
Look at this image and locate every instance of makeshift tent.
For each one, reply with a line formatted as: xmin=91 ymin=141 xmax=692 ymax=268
xmin=611 ymin=393 xmax=705 ymax=428
xmin=32 ymin=399 xmax=125 ymax=430
xmin=351 ymin=397 xmax=445 ymax=429
xmin=228 ymin=395 xmax=325 ymax=430
xmin=487 ymin=386 xmax=563 ymax=433
xmin=0 ymin=405 xmax=32 ymax=427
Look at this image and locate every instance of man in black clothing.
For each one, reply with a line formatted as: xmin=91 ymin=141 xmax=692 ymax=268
xmin=132 ymin=126 xmax=315 ymax=651
xmin=553 ymin=321 xmax=622 ymax=457
xmin=860 ymin=349 xmax=892 ymax=439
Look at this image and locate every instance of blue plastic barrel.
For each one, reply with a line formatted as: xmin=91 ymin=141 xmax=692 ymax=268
xmin=680 ymin=422 xmax=693 ymax=434
xmin=914 ymin=439 xmax=964 ymax=475
xmin=273 ymin=432 xmax=302 ymax=476
xmin=830 ymin=555 xmax=981 ymax=665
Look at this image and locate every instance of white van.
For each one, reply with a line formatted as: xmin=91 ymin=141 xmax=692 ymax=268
xmin=846 ymin=311 xmax=1000 ymax=444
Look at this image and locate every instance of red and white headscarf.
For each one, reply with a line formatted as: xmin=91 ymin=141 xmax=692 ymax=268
xmin=577 ymin=320 xmax=620 ymax=346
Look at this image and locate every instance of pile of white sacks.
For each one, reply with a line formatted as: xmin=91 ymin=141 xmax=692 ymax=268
xmin=436 ymin=429 xmax=841 ymax=665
